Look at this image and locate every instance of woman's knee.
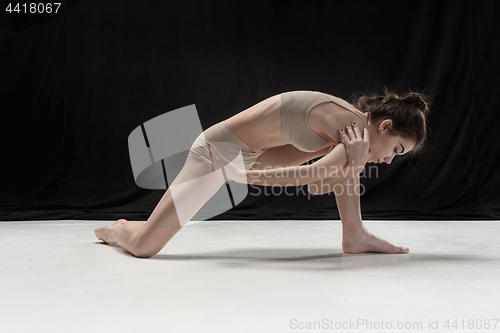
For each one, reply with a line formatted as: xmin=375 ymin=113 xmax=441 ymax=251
xmin=131 ymin=238 xmax=167 ymax=258
xmin=131 ymin=246 xmax=159 ymax=258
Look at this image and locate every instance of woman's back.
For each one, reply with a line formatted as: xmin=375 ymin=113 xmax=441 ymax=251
xmin=224 ymin=91 xmax=368 ymax=154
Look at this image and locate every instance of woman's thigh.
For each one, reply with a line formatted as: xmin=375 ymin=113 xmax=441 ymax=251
xmin=251 ymin=144 xmax=330 ymax=170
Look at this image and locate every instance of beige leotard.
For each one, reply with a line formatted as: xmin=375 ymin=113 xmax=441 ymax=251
xmin=281 ymin=90 xmax=368 ymax=152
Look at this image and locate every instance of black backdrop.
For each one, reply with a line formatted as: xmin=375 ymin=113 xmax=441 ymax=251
xmin=1 ymin=0 xmax=499 ymax=221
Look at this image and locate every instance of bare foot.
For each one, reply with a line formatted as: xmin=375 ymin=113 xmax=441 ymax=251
xmin=94 ymin=219 xmax=128 ymax=245
xmin=342 ymin=227 xmax=409 ymax=254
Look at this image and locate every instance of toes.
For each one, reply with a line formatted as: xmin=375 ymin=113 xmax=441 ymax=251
xmin=396 ymin=246 xmax=409 ymax=254
xmin=386 ymin=245 xmax=401 ymax=254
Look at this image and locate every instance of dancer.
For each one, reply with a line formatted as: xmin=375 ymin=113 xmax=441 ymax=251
xmin=95 ymin=88 xmax=429 ymax=258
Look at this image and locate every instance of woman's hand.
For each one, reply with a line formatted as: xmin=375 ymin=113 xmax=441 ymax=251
xmin=197 ymin=141 xmax=247 ymax=183
xmin=339 ymin=121 xmax=370 ymax=172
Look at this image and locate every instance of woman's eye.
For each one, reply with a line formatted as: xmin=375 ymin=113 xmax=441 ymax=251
xmin=394 ymin=147 xmax=398 ymax=154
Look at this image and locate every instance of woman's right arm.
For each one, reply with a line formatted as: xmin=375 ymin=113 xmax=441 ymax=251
xmin=199 ymin=141 xmax=350 ymax=186
xmin=242 ymin=142 xmax=351 ymax=186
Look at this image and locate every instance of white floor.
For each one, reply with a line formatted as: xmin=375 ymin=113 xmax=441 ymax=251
xmin=1 ymin=220 xmax=499 ymax=333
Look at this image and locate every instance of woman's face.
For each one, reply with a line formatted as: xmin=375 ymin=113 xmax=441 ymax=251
xmin=368 ymin=119 xmax=415 ymax=164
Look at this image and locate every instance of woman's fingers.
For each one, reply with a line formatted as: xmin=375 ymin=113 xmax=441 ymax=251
xmin=340 ymin=127 xmax=349 ymax=142
xmin=346 ymin=123 xmax=356 ymax=140
xmin=345 ymin=122 xmax=369 ymax=142
xmin=202 ymin=141 xmax=215 ymax=157
xmin=341 ymin=123 xmax=354 ymax=142
xmin=352 ymin=122 xmax=362 ymax=139
xmin=206 ymin=141 xmax=221 ymax=163
xmin=201 ymin=144 xmax=212 ymax=159
xmin=199 ymin=156 xmax=213 ymax=168
xmin=198 ymin=143 xmax=216 ymax=171
xmin=206 ymin=142 xmax=214 ymax=163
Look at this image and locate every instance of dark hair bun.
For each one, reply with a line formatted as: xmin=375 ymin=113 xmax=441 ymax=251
xmin=400 ymin=93 xmax=428 ymax=114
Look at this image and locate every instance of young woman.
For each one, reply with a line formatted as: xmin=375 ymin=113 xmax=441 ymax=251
xmin=95 ymin=88 xmax=429 ymax=258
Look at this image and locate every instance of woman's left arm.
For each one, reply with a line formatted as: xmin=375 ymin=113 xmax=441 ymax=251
xmin=308 ymin=172 xmax=365 ymax=234
xmin=333 ymin=172 xmax=363 ymax=231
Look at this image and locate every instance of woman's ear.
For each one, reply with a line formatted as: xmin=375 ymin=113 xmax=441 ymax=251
xmin=379 ymin=119 xmax=393 ymax=132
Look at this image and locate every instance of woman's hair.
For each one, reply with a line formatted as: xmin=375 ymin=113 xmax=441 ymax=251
xmin=350 ymin=84 xmax=432 ymax=159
